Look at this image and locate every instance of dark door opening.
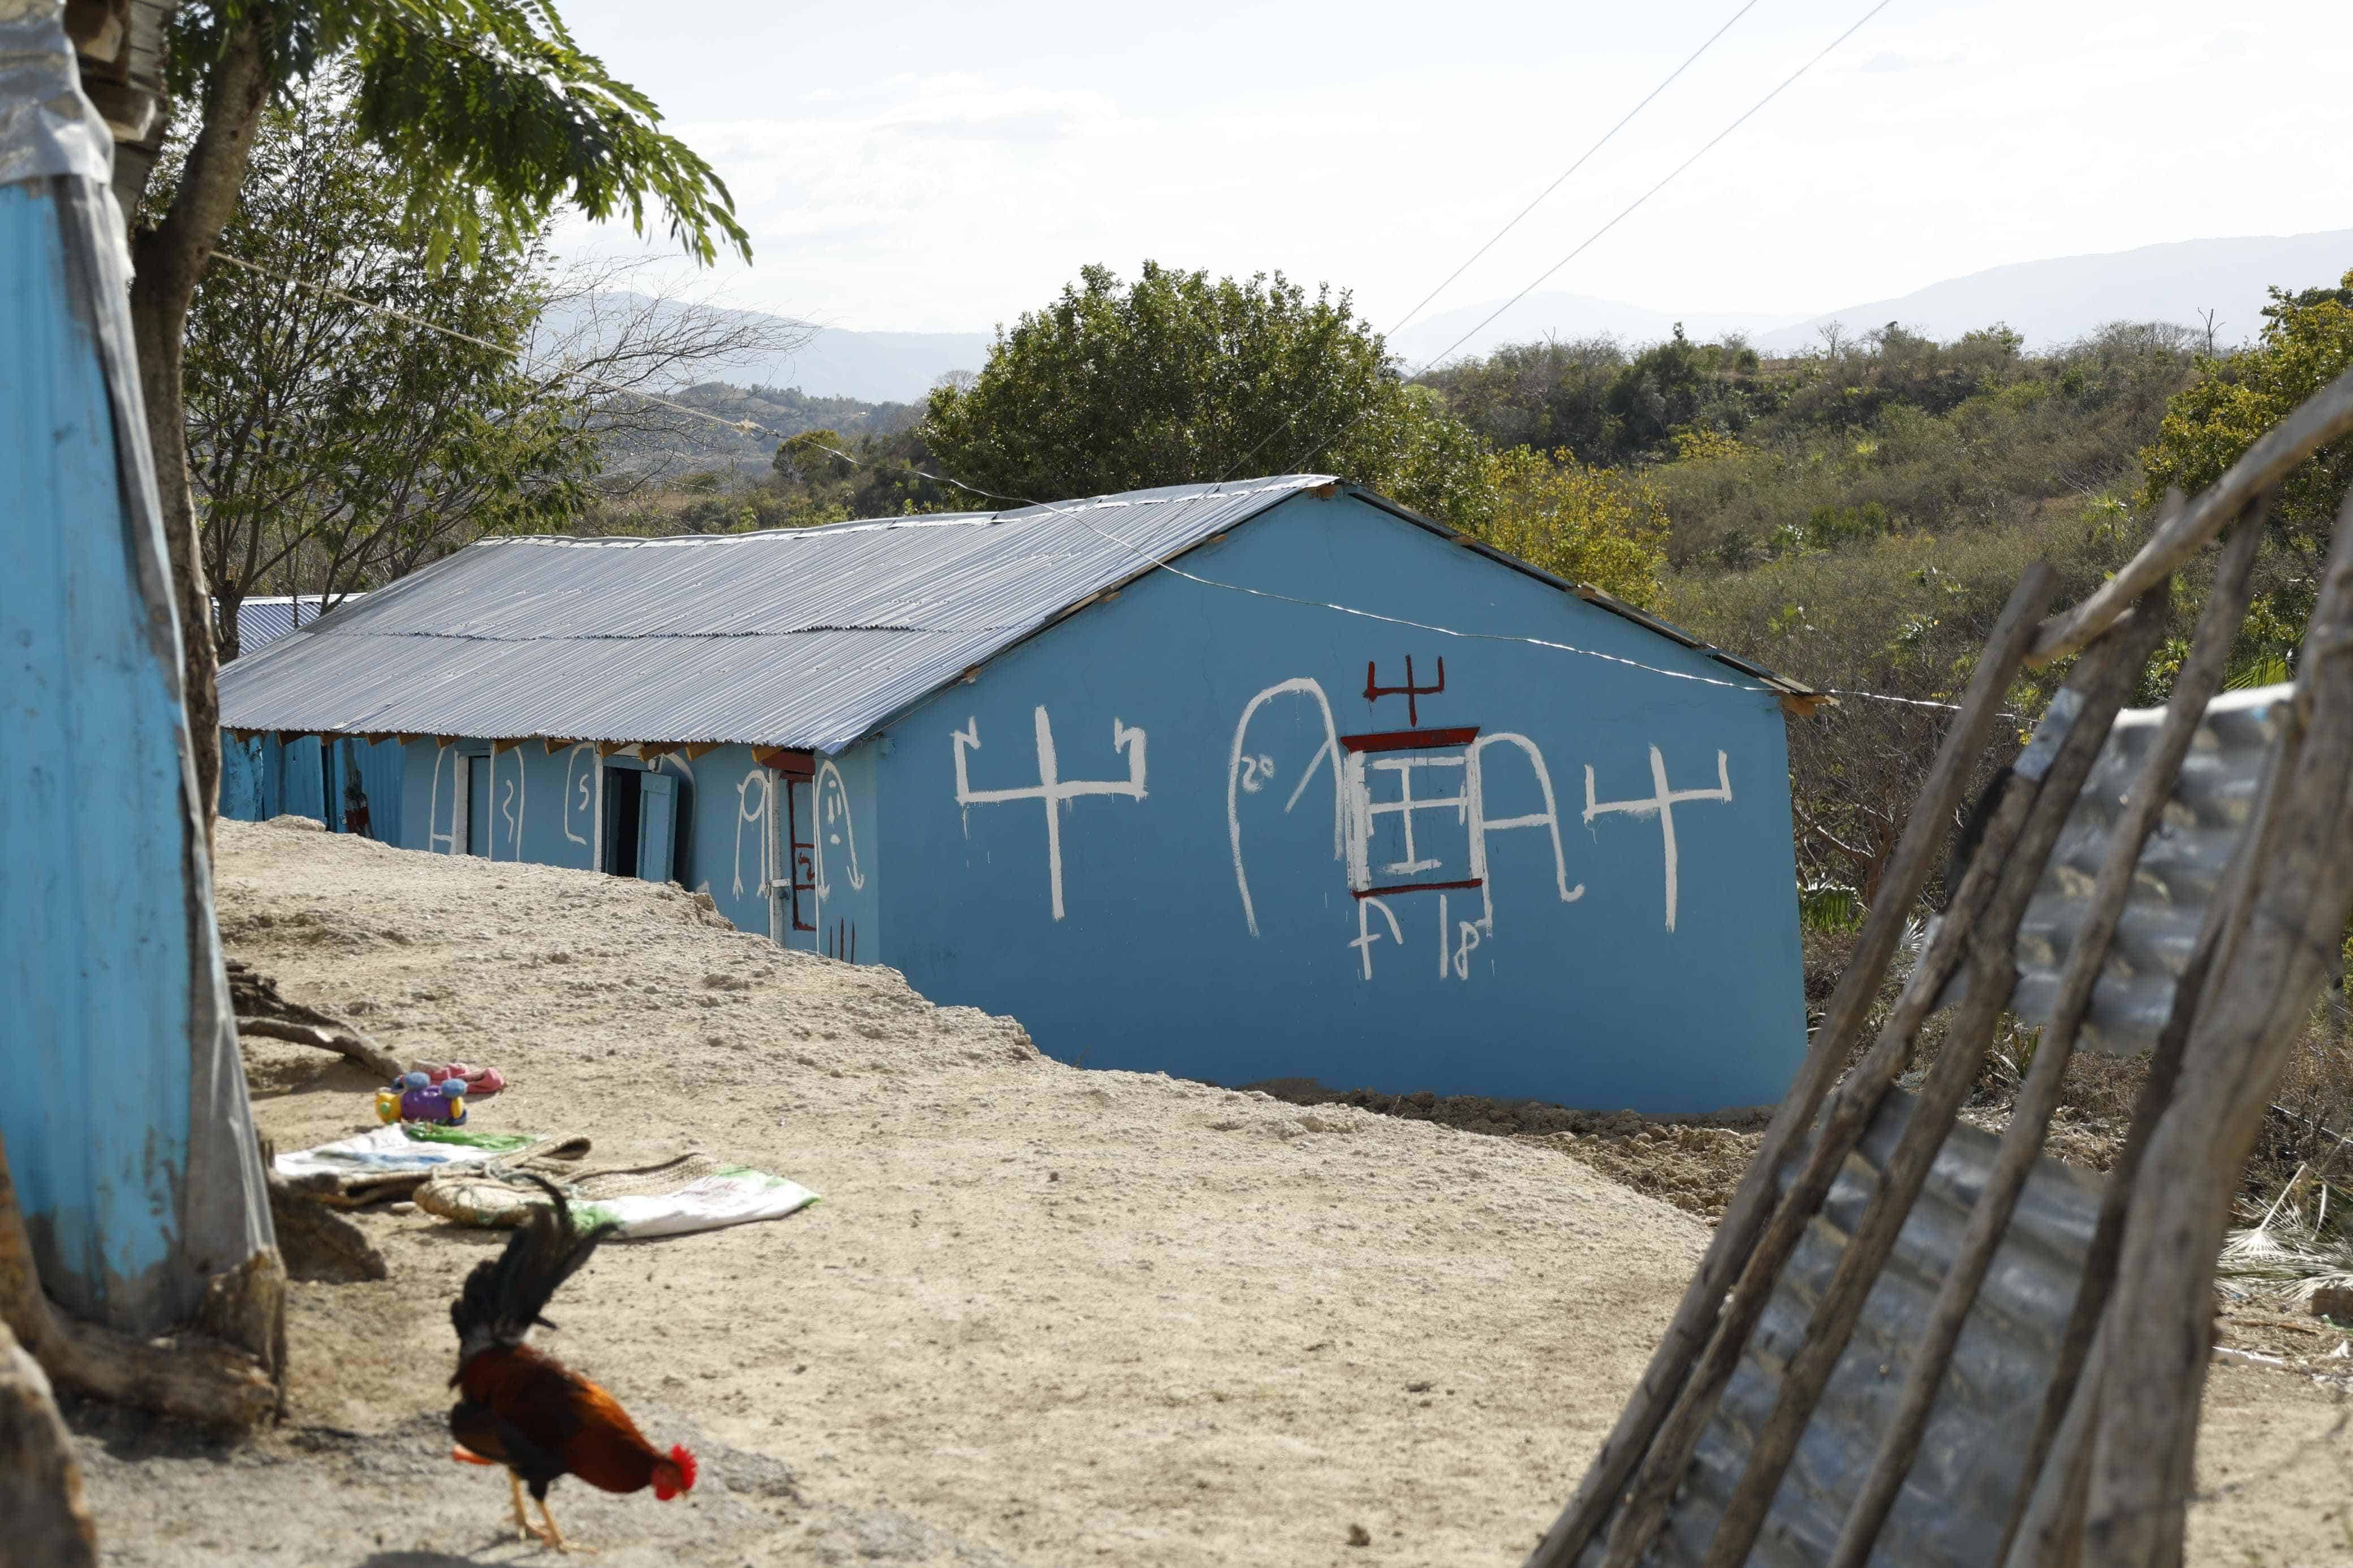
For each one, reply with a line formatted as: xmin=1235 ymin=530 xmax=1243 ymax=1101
xmin=604 ymin=766 xmax=643 ymax=876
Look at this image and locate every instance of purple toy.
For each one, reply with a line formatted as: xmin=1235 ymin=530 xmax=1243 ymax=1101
xmin=375 ymin=1070 xmax=468 ymax=1126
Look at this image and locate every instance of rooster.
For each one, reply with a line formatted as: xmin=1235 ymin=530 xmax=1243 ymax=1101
xmin=446 ymin=1175 xmax=696 ymax=1552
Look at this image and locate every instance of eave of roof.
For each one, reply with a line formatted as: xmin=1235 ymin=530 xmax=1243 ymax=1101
xmin=216 ymin=476 xmax=1819 ymax=751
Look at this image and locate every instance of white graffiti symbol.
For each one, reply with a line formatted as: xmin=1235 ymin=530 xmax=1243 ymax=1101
xmin=497 ymin=751 xmax=523 ymax=858
xmin=1350 ymin=896 xmax=1403 ymax=980
xmin=1583 ymin=746 xmax=1733 ymax=933
xmin=812 ymin=759 xmax=864 ymax=900
xmin=955 ymin=706 xmax=1147 ymax=921
xmin=562 ymin=743 xmax=594 ymax=848
xmin=426 ymin=743 xmax=458 ymax=854
xmin=1231 ymin=677 xmax=1581 ymax=979
xmin=1227 ymin=680 xmax=1345 ymax=938
xmin=732 ymin=766 xmax=774 ymax=903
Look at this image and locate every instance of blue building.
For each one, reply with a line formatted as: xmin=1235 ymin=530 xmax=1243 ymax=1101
xmin=218 ymin=477 xmax=1818 ymax=1112
xmin=5 ymin=7 xmax=276 ymax=1340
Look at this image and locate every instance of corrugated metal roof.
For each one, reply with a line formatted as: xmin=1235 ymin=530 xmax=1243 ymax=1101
xmin=1585 ymin=1087 xmax=2103 ymax=1568
xmin=221 ymin=594 xmax=353 ymax=654
xmin=1934 ymin=682 xmax=2291 ymax=1056
xmin=218 ymin=476 xmax=1807 ymax=753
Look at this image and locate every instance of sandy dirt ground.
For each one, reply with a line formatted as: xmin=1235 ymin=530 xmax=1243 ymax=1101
xmin=67 ymin=818 xmax=2353 ymax=1567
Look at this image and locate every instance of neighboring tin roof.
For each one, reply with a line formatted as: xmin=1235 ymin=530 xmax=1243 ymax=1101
xmin=218 ymin=476 xmax=1812 ymax=754
xmin=1589 ymin=1087 xmax=2104 ymax=1568
xmin=220 ymin=594 xmax=356 ymax=654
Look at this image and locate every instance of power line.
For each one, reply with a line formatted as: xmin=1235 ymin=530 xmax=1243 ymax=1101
xmin=1382 ymin=0 xmax=1761 ymax=344
xmin=212 ymin=175 xmax=1993 ymax=718
xmin=1212 ymin=0 xmax=1761 ymax=489
xmin=209 ymin=249 xmax=788 ymax=441
xmin=1282 ymin=0 xmax=1901 ymax=479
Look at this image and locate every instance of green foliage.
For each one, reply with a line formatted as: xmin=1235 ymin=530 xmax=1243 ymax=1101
xmin=2141 ymin=271 xmax=2353 ymax=536
xmin=1460 ymin=448 xmax=1669 ymax=608
xmin=1665 ymin=514 xmax=2136 ymax=901
xmin=922 ymin=262 xmax=1488 ymax=525
xmin=2140 ymin=272 xmax=2353 ymax=679
xmin=774 ymin=429 xmax=854 ymax=485
xmin=167 ymin=0 xmax=747 ymax=266
xmin=174 ymin=73 xmax=599 ymax=653
xmin=1417 ymin=327 xmax=1766 ymax=467
xmin=1425 ymin=321 xmax=2203 ymax=570
xmin=1797 ymin=882 xmax=1865 ymax=934
xmin=588 ymin=384 xmax=919 ymax=476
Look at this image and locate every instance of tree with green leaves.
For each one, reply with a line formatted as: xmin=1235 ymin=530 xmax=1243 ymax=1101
xmin=2141 ymin=271 xmax=2353 ymax=676
xmin=72 ymin=0 xmax=748 ymax=823
xmin=923 ymin=262 xmax=1488 ymax=525
xmin=177 ymin=72 xmax=601 ymax=661
xmin=1463 ymin=448 xmax=1669 ymax=608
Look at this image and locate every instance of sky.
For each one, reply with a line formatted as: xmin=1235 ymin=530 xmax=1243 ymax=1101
xmin=549 ymin=0 xmax=2353 ymax=338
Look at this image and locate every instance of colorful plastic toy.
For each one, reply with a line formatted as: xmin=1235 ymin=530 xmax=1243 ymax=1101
xmin=376 ymin=1070 xmax=467 ymax=1126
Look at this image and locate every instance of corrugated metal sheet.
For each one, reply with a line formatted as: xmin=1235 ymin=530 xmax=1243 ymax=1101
xmin=217 ymin=476 xmax=1809 ymax=754
xmin=1584 ymin=1087 xmax=2104 ymax=1568
xmin=1940 ymin=683 xmax=2291 ymax=1056
xmin=221 ymin=594 xmax=353 ymax=654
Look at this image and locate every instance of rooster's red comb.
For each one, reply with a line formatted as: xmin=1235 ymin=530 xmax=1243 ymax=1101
xmin=654 ymin=1443 xmax=698 ymax=1500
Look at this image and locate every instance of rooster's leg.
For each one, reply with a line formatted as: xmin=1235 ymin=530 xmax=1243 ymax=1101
xmin=508 ymin=1471 xmax=533 ymax=1540
xmin=535 ymin=1497 xmax=581 ymax=1554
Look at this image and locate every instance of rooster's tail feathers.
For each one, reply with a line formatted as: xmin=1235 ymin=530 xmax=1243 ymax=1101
xmin=450 ymin=1175 xmax=618 ymax=1362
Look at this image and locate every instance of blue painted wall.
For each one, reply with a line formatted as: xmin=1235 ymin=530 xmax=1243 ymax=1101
xmin=873 ymin=490 xmax=1805 ymax=1112
xmin=379 ymin=738 xmax=884 ymax=950
xmin=222 ymin=732 xmax=271 ymax=821
xmin=217 ymin=732 xmax=404 ymax=842
xmin=2 ymin=183 xmax=203 ymax=1327
xmin=208 ymin=493 xmax=1800 ymax=1113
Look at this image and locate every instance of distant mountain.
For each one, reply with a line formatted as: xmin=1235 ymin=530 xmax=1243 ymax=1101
xmin=736 ymin=323 xmax=990 ymax=404
xmin=567 ymin=228 xmax=2353 ymax=406
xmin=1389 ymin=295 xmax=1807 ymax=368
xmin=1752 ymin=230 xmax=2353 ymax=354
xmin=593 ymin=383 xmax=921 ymax=477
xmin=1389 ymin=230 xmax=2353 ymax=366
xmin=536 ymin=291 xmax=989 ymax=404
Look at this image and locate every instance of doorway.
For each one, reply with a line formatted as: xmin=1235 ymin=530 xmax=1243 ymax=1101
xmin=603 ymin=766 xmax=643 ymax=877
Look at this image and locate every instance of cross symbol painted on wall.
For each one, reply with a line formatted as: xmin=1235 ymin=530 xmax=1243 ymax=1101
xmin=1583 ymin=746 xmax=1732 ymax=933
xmin=954 ymin=706 xmax=1148 ymax=921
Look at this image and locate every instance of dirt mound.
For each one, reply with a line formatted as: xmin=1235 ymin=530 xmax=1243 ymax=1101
xmin=1532 ymin=1125 xmax=1763 ymax=1222
xmin=1241 ymin=1082 xmax=1772 ymax=1220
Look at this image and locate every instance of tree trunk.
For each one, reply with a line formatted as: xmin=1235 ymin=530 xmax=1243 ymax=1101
xmin=0 ymin=1136 xmax=278 ymax=1431
xmin=126 ymin=17 xmax=270 ymax=840
xmin=214 ymin=585 xmax=243 ymax=665
xmin=0 ymin=1322 xmax=98 ymax=1568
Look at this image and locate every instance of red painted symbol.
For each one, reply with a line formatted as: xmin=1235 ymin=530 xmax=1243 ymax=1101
xmin=1364 ymin=654 xmax=1445 ymax=727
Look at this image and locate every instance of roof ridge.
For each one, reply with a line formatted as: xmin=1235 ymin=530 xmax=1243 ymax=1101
xmin=477 ymin=476 xmax=1336 ymax=551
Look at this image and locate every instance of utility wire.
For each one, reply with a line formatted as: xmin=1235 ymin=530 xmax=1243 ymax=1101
xmin=210 ymin=249 xmax=792 ymax=440
xmin=1210 ymin=0 xmax=1761 ymax=488
xmin=1281 ymin=0 xmax=1900 ymax=480
xmin=1381 ymin=0 xmax=1761 ymax=346
xmin=210 ymin=74 xmax=2001 ymax=722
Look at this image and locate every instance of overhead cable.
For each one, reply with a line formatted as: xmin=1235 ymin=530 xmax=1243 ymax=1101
xmin=1282 ymin=0 xmax=1902 ymax=479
